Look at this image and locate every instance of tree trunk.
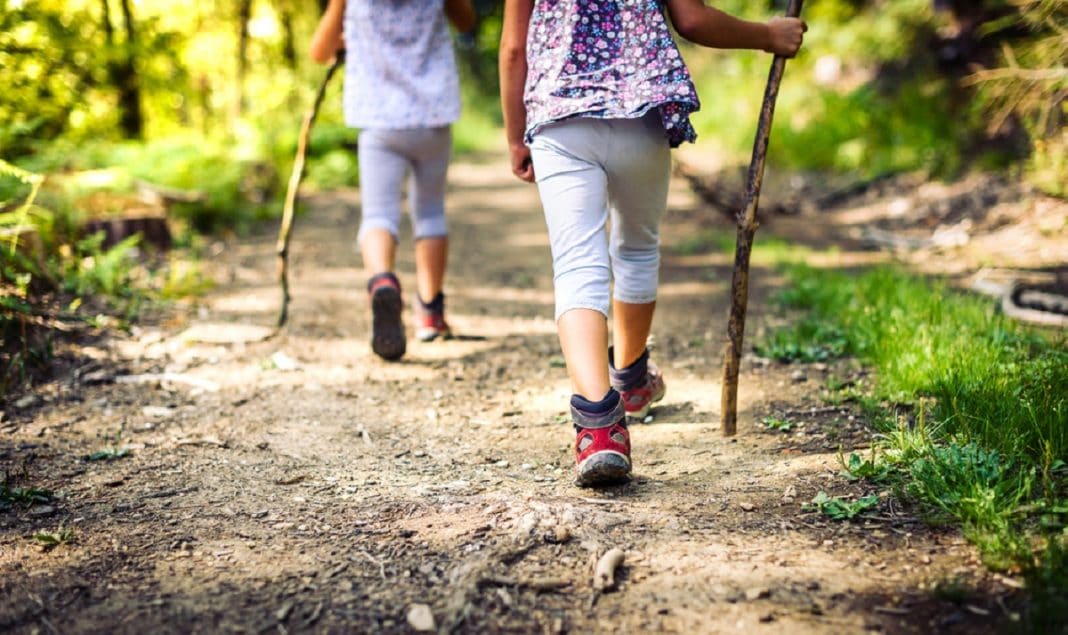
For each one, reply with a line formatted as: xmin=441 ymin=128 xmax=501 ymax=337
xmin=236 ymin=0 xmax=253 ymax=116
xmin=111 ymin=0 xmax=143 ymax=138
xmin=278 ymin=0 xmax=297 ymax=70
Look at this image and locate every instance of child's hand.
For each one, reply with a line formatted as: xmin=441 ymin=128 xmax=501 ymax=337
xmin=766 ymin=16 xmax=806 ymax=58
xmin=510 ymin=144 xmax=535 ymax=182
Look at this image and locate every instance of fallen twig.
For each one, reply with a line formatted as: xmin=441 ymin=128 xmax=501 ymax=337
xmin=144 ymin=486 xmax=198 ymax=499
xmin=592 ymin=547 xmax=626 ymax=601
xmin=479 ymin=575 xmax=571 ymax=592
xmin=357 ymin=550 xmax=386 ymax=580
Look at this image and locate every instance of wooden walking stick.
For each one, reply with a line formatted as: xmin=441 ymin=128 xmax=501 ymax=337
xmin=276 ymin=51 xmax=345 ymax=329
xmin=721 ymin=0 xmax=804 ymax=435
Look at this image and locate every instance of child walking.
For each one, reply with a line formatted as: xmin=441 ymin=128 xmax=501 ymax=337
xmin=499 ymin=0 xmax=805 ymax=486
xmin=310 ymin=0 xmax=476 ymax=360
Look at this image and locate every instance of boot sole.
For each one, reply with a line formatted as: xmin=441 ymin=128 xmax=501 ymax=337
xmin=371 ymin=287 xmax=406 ymax=360
xmin=576 ymin=452 xmax=632 ymax=487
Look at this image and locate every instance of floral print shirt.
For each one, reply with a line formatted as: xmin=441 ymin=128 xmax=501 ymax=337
xmin=343 ymin=0 xmax=461 ymax=129
xmin=524 ymin=0 xmax=700 ymax=147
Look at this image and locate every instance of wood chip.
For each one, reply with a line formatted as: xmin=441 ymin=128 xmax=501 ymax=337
xmin=593 ymin=548 xmax=625 ymax=592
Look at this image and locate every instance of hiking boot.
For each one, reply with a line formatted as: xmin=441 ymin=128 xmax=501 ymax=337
xmin=610 ymin=347 xmax=666 ymax=421
xmin=572 ymin=391 xmax=631 ymax=487
xmin=368 ymin=272 xmax=406 ymax=360
xmin=414 ymin=292 xmax=452 ymax=342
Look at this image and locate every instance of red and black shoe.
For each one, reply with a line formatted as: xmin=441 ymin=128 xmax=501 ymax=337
xmin=368 ymin=272 xmax=406 ymax=361
xmin=572 ymin=395 xmax=631 ymax=487
xmin=610 ymin=348 xmax=666 ymax=421
xmin=414 ymin=293 xmax=453 ymax=342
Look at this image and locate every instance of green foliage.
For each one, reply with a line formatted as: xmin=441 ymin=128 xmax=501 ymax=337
xmin=755 ymin=319 xmax=849 ymax=362
xmin=1 ymin=161 xmax=211 ymax=398
xmin=773 ymin=80 xmax=980 ymax=177
xmin=768 ymin=261 xmax=1067 ymax=623
xmin=764 ymin=265 xmax=1068 ymax=465
xmin=804 ymin=491 xmax=881 ymax=520
xmin=84 ymin=447 xmax=130 ymax=462
xmin=761 ymin=416 xmax=794 ymax=432
xmin=840 ymin=448 xmax=893 ymax=483
xmin=688 ymin=0 xmax=1063 ymax=183
xmin=33 ymin=525 xmax=75 ymax=548
xmin=969 ymin=0 xmax=1068 ymax=196
xmin=0 ymin=483 xmax=54 ymax=509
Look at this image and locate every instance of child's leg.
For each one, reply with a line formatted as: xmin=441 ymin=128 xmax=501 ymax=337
xmin=612 ymin=299 xmax=657 ymax=370
xmin=406 ymin=126 xmax=452 ymax=305
xmin=357 ymin=129 xmax=409 ymax=360
xmin=531 ymin=119 xmax=631 ymax=486
xmin=529 ymin=121 xmax=613 ymax=402
xmin=357 ymin=129 xmax=407 ymax=274
xmin=605 ymin=114 xmax=672 ymax=417
xmin=558 ymin=309 xmax=611 ymax=401
xmin=605 ymin=114 xmax=671 ymax=358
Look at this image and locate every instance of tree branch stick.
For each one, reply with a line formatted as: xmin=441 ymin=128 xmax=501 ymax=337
xmin=721 ymin=0 xmax=803 ymax=436
xmin=276 ymin=52 xmax=344 ymax=329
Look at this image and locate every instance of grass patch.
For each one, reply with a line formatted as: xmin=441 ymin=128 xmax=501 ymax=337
xmin=33 ymin=524 xmax=75 ymax=549
xmin=84 ymin=447 xmax=131 ymax=462
xmin=0 ymin=483 xmax=53 ymax=509
xmin=760 ymin=263 xmax=1068 ymax=627
xmin=804 ymin=491 xmax=881 ymax=521
xmin=761 ymin=416 xmax=794 ymax=432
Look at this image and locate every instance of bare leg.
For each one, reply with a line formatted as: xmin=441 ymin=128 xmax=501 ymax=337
xmin=612 ymin=299 xmax=656 ymax=369
xmin=558 ymin=308 xmax=611 ymax=401
xmin=414 ymin=236 xmax=447 ymax=302
xmin=361 ymin=228 xmax=397 ymax=276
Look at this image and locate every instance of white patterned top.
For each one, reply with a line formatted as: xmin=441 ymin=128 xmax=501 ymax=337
xmin=342 ymin=0 xmax=461 ymax=129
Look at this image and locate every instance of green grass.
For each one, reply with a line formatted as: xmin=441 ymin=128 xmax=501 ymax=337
xmin=759 ymin=263 xmax=1068 ymax=627
xmin=804 ymin=491 xmax=881 ymax=521
xmin=761 ymin=416 xmax=795 ymax=432
xmin=0 ymin=483 xmax=53 ymax=509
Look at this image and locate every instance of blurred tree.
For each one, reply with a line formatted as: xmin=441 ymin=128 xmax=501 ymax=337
xmin=103 ymin=0 xmax=144 ymax=138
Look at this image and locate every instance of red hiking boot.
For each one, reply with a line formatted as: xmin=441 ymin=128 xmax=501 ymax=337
xmin=414 ymin=293 xmax=452 ymax=342
xmin=572 ymin=395 xmax=631 ymax=487
xmin=610 ymin=349 xmax=666 ymax=421
xmin=368 ymin=273 xmax=406 ymax=361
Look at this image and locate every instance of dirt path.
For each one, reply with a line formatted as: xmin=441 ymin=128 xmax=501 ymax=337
xmin=2 ymin=154 xmax=1020 ymax=634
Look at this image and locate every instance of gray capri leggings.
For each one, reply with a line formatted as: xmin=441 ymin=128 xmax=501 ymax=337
xmin=529 ymin=112 xmax=672 ymax=321
xmin=357 ymin=126 xmax=451 ymax=243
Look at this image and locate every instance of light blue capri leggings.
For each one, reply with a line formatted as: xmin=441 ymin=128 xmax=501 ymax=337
xmin=529 ymin=113 xmax=672 ymax=321
xmin=357 ymin=126 xmax=451 ymax=243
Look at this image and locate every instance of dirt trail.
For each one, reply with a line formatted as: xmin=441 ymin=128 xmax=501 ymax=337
xmin=1 ymin=154 xmax=1019 ymax=634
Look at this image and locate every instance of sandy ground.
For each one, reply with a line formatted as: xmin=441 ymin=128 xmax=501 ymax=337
xmin=0 ymin=153 xmax=1036 ymax=634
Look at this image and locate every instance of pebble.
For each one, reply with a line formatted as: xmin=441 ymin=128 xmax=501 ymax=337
xmin=14 ymin=395 xmax=38 ymax=409
xmin=269 ymin=351 xmax=300 ymax=371
xmin=790 ymin=370 xmax=807 ymax=383
xmin=142 ymin=406 xmax=176 ymax=419
xmin=406 ymin=604 xmax=436 ymax=632
xmin=545 ymin=526 xmax=571 ymax=544
xmin=745 ymin=587 xmax=771 ymax=601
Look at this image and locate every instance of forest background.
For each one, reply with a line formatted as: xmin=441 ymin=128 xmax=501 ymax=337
xmin=2 ymin=0 xmax=1064 ymax=314
xmin=1 ymin=0 xmax=1066 ymax=629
